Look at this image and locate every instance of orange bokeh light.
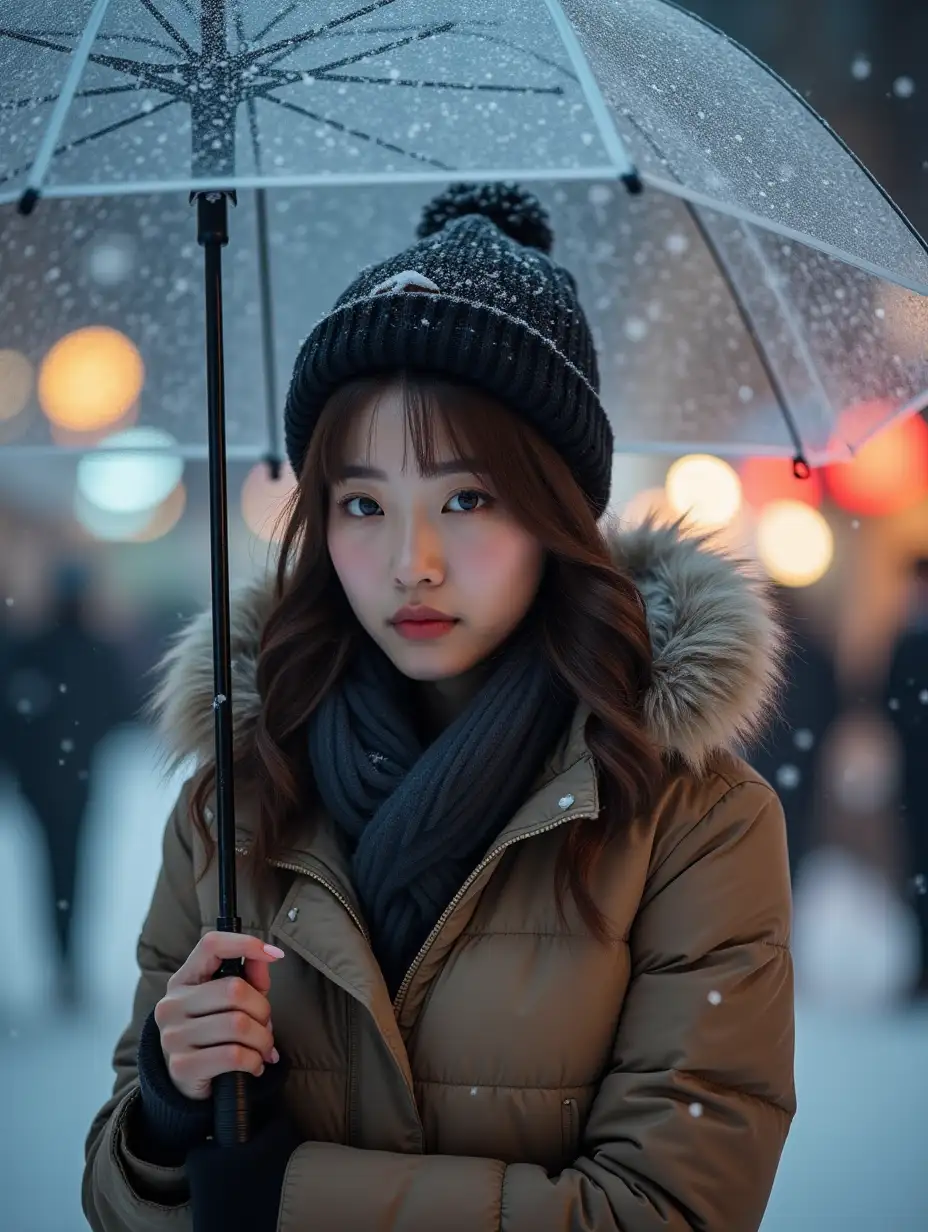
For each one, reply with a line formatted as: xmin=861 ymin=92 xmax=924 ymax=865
xmin=38 ymin=326 xmax=144 ymax=432
xmin=738 ymin=456 xmax=823 ymax=510
xmin=824 ymin=413 xmax=928 ymax=518
xmin=241 ymin=461 xmax=297 ymax=541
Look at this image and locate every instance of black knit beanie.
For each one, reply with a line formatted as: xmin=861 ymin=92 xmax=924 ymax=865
xmin=284 ymin=182 xmax=613 ymax=515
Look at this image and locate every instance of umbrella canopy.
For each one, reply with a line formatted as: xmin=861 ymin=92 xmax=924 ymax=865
xmin=2 ymin=0 xmax=928 ymax=464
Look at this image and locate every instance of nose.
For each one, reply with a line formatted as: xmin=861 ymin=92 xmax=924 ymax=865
xmin=393 ymin=509 xmax=445 ymax=589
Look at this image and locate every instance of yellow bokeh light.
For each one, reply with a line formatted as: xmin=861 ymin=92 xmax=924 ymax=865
xmin=665 ymin=454 xmax=742 ymax=529
xmin=38 ymin=326 xmax=144 ymax=432
xmin=0 ymin=349 xmax=34 ymax=422
xmin=241 ymin=461 xmax=297 ymax=541
xmin=756 ymin=500 xmax=834 ymax=588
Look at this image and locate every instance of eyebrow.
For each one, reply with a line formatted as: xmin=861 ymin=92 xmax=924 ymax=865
xmin=334 ymin=458 xmax=484 ymax=481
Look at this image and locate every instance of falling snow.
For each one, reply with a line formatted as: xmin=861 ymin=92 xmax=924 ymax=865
xmin=707 ymin=990 xmax=723 ymax=1006
xmin=793 ymin=728 xmax=815 ymax=752
xmin=850 ymin=56 xmax=872 ymax=81
xmin=689 ymin=1102 xmax=704 ymax=1118
xmin=893 ymin=76 xmax=916 ymax=99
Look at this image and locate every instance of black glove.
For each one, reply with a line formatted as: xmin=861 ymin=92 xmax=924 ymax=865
xmin=134 ymin=1008 xmax=292 ymax=1164
xmin=187 ymin=1112 xmax=303 ymax=1232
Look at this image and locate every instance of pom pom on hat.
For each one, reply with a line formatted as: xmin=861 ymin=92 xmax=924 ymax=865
xmin=417 ymin=182 xmax=555 ymax=254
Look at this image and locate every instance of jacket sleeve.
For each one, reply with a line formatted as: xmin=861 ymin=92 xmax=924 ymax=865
xmin=81 ymin=783 xmax=203 ymax=1232
xmin=275 ymin=778 xmax=795 ymax=1232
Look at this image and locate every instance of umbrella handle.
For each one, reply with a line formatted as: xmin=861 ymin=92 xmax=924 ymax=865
xmin=211 ymin=956 xmax=251 ymax=1146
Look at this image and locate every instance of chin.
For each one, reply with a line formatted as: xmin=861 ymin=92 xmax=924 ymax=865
xmin=390 ymin=650 xmax=474 ymax=681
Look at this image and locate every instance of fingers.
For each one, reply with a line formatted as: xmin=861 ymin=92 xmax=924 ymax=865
xmin=167 ymin=931 xmax=285 ymax=990
xmin=182 ymin=974 xmax=273 ymax=1030
xmin=164 ymin=1008 xmax=277 ymax=1071
xmin=167 ymin=1035 xmax=269 ymax=1096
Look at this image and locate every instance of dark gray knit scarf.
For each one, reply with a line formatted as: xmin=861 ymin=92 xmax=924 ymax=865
xmin=307 ymin=630 xmax=573 ymax=998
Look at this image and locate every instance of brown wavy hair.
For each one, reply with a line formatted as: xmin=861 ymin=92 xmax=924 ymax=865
xmin=190 ymin=371 xmax=662 ymax=941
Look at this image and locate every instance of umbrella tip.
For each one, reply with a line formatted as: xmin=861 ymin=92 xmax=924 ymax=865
xmin=17 ymin=187 xmax=40 ymax=217
xmin=263 ymin=453 xmax=283 ymax=482
xmin=792 ymin=455 xmax=811 ymax=480
xmin=621 ymin=170 xmax=644 ymax=196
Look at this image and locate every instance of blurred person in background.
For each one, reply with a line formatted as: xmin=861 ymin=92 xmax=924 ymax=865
xmin=883 ymin=556 xmax=928 ymax=998
xmin=0 ymin=560 xmax=132 ymax=1011
xmin=749 ymin=585 xmax=840 ymax=884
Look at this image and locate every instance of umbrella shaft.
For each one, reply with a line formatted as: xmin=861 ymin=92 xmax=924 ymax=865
xmin=196 ymin=190 xmax=237 ymax=928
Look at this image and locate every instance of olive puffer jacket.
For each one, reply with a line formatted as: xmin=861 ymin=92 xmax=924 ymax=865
xmin=83 ymin=520 xmax=795 ymax=1232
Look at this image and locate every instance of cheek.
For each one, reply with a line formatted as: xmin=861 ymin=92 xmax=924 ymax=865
xmin=457 ymin=528 xmax=543 ymax=617
xmin=327 ymin=527 xmax=381 ymax=608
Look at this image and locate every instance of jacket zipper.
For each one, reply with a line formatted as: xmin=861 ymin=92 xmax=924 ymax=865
xmin=237 ymin=809 xmax=592 ymax=1017
xmin=234 ymin=844 xmax=371 ymax=944
xmin=391 ymin=809 xmax=593 ymax=1016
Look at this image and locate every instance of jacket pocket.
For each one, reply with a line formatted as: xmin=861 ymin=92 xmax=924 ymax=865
xmin=560 ymin=1097 xmax=579 ymax=1162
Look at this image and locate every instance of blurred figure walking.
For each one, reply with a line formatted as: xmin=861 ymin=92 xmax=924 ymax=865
xmin=884 ymin=557 xmax=928 ymax=998
xmin=0 ymin=563 xmax=132 ymax=1011
xmin=749 ymin=586 xmax=840 ymax=884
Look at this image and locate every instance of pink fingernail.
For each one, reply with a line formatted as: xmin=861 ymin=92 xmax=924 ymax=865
xmin=270 ymin=1047 xmax=280 ymax=1064
xmin=263 ymin=944 xmax=285 ymax=958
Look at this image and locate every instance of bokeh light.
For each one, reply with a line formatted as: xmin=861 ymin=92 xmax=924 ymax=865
xmin=619 ymin=486 xmax=679 ymax=529
xmin=756 ymin=500 xmax=835 ymax=587
xmin=824 ymin=414 xmax=928 ymax=518
xmin=76 ymin=427 xmax=183 ymax=515
xmin=739 ymin=455 xmax=823 ymax=509
xmin=241 ymin=461 xmax=297 ymax=541
xmin=132 ymin=483 xmax=187 ymax=542
xmin=38 ymin=327 xmax=144 ymax=432
xmin=0 ymin=349 xmax=34 ymax=422
xmin=72 ymin=490 xmax=154 ymax=542
xmin=665 ymin=454 xmax=742 ymax=529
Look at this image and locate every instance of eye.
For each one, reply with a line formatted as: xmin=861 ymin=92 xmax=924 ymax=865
xmin=339 ymin=494 xmax=383 ymax=518
xmin=445 ymin=489 xmax=491 ymax=513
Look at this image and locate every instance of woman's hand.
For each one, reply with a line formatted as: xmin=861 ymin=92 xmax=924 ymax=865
xmin=153 ymin=930 xmax=286 ymax=1101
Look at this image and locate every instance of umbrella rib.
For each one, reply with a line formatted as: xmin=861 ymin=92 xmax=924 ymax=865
xmin=259 ymin=92 xmax=454 ymax=170
xmin=617 ymin=108 xmax=816 ymax=461
xmin=231 ymin=0 xmax=284 ymax=468
xmin=243 ymin=0 xmax=404 ymax=66
xmin=31 ymin=27 xmax=180 ymax=54
xmin=268 ymin=69 xmax=564 ymax=96
xmin=15 ymin=0 xmax=117 ymax=203
xmin=0 ymin=96 xmax=180 ymax=191
xmin=681 ymin=203 xmax=809 ymax=463
xmin=137 ymin=0 xmax=195 ymax=57
xmin=0 ymin=83 xmax=153 ymax=113
xmin=261 ymin=21 xmax=456 ymax=78
xmin=251 ymin=1 xmax=303 ymax=46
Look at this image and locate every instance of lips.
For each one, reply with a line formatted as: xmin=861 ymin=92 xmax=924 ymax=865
xmin=386 ymin=606 xmax=453 ymax=625
xmin=389 ymin=605 xmax=458 ymax=641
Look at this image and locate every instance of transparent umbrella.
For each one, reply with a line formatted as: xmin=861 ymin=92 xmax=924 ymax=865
xmin=3 ymin=0 xmax=928 ymax=1150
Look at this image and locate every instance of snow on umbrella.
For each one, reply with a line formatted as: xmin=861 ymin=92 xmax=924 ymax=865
xmin=3 ymin=0 xmax=928 ymax=1145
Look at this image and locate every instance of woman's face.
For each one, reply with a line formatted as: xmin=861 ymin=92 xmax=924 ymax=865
xmin=326 ymin=385 xmax=545 ymax=681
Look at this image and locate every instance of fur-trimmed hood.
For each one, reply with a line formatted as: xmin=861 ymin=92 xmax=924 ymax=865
xmin=149 ymin=519 xmax=783 ymax=774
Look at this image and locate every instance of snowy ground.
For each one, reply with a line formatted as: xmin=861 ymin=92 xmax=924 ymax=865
xmin=1 ymin=726 xmax=926 ymax=1231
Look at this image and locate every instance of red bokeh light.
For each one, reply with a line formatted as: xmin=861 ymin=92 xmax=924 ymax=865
xmin=824 ymin=413 xmax=928 ymax=518
xmin=738 ymin=456 xmax=824 ymax=510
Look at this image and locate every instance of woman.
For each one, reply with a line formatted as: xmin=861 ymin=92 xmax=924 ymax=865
xmin=82 ymin=184 xmax=795 ymax=1232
